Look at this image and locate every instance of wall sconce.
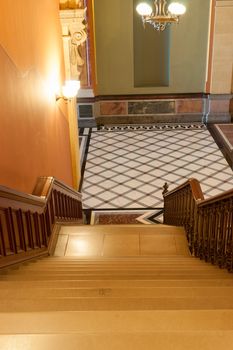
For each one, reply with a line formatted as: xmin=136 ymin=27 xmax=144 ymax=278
xmin=56 ymin=80 xmax=80 ymax=101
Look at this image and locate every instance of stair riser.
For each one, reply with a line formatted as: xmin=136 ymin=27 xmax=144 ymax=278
xmin=1 ymin=297 xmax=233 ymax=312
xmin=12 ymin=268 xmax=224 ymax=275
xmin=1 ymin=274 xmax=232 ymax=281
xmin=16 ymin=264 xmax=221 ymax=271
xmin=21 ymin=260 xmax=213 ymax=270
xmin=1 ymin=279 xmax=233 ymax=288
xmin=1 ymin=287 xmax=233 ymax=299
xmin=1 ymin=270 xmax=229 ymax=277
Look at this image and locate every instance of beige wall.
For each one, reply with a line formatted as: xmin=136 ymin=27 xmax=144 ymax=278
xmin=0 ymin=0 xmax=74 ymax=193
xmin=94 ymin=0 xmax=211 ymax=95
xmin=210 ymin=0 xmax=233 ymax=93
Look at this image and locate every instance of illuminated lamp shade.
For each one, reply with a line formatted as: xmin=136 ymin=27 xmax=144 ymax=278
xmin=61 ymin=80 xmax=80 ymax=99
xmin=136 ymin=2 xmax=153 ymax=16
xmin=168 ymin=2 xmax=186 ymax=16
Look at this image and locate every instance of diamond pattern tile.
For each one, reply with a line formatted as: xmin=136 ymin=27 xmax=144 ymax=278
xmin=82 ymin=124 xmax=233 ymax=209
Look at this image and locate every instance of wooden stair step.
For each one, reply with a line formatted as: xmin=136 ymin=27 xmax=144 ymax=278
xmin=45 ymin=256 xmax=195 ymax=261
xmin=23 ymin=262 xmax=210 ymax=267
xmin=1 ymin=273 xmax=232 ymax=281
xmin=11 ymin=266 xmax=225 ymax=273
xmin=1 ymin=296 xmax=233 ymax=312
xmin=21 ymin=258 xmax=209 ymax=264
xmin=17 ymin=261 xmax=221 ymax=270
xmin=0 ymin=331 xmax=233 ymax=350
xmin=1 ymin=278 xmax=233 ymax=288
xmin=1 ymin=310 xmax=233 ymax=333
xmin=59 ymin=224 xmax=185 ymax=233
xmin=1 ymin=286 xmax=233 ymax=299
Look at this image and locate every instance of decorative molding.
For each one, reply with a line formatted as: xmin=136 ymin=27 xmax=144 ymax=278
xmin=77 ymin=88 xmax=94 ymax=98
xmin=59 ymin=9 xmax=87 ymax=81
xmin=77 ymin=94 xmax=232 ymax=124
xmin=216 ymin=0 xmax=233 ymax=7
xmin=93 ymin=93 xmax=207 ymax=101
xmin=59 ymin=0 xmax=83 ymax=10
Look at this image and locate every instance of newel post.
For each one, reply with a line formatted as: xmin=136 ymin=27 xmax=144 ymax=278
xmin=162 ymin=182 xmax=169 ymax=224
xmin=162 ymin=182 xmax=169 ymax=196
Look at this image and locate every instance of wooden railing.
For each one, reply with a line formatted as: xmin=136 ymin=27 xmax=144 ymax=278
xmin=163 ymin=179 xmax=233 ymax=272
xmin=0 ymin=177 xmax=82 ymax=268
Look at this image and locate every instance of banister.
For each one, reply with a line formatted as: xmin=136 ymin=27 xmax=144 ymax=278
xmin=0 ymin=185 xmax=45 ymax=212
xmin=163 ymin=178 xmax=204 ymax=201
xmin=163 ymin=178 xmax=233 ymax=272
xmin=0 ymin=177 xmax=82 ymax=268
xmin=197 ymin=187 xmax=233 ymax=207
xmin=32 ymin=177 xmax=82 ymax=201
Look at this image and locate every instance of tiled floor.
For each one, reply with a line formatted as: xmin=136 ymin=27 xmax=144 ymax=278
xmin=81 ymin=124 xmax=233 ymax=211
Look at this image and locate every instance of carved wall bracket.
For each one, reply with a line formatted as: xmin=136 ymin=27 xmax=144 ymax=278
xmin=59 ymin=8 xmax=87 ymax=82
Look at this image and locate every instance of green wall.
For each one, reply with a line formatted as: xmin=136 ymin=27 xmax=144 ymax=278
xmin=94 ymin=0 xmax=211 ymax=95
xmin=133 ymin=0 xmax=170 ymax=87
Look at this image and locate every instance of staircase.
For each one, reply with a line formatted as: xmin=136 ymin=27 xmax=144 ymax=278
xmin=0 ymin=224 xmax=233 ymax=349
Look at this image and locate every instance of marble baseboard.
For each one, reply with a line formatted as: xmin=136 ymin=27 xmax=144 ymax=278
xmin=78 ymin=94 xmax=232 ymax=126
xmin=128 ymin=101 xmax=175 ymax=114
xmin=78 ymin=119 xmax=97 ymax=128
xmin=176 ymin=99 xmax=203 ymax=113
xmin=95 ymin=114 xmax=204 ymax=125
xmin=207 ymin=113 xmax=231 ymax=124
xmin=100 ymin=101 xmax=127 ymax=115
xmin=208 ymin=95 xmax=232 ymax=118
xmin=96 ymin=99 xmax=203 ymax=117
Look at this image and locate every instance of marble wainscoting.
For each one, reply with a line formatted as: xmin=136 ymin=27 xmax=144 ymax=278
xmin=77 ymin=102 xmax=96 ymax=128
xmin=128 ymin=101 xmax=175 ymax=115
xmin=95 ymin=98 xmax=205 ymax=125
xmin=77 ymin=94 xmax=232 ymax=126
xmin=210 ymin=124 xmax=233 ymax=168
xmin=207 ymin=94 xmax=232 ymax=123
xmin=100 ymin=101 xmax=127 ymax=116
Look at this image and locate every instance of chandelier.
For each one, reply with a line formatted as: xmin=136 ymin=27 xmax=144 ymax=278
xmin=136 ymin=1 xmax=186 ymax=31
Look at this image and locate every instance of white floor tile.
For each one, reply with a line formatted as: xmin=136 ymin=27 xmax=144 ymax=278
xmin=82 ymin=125 xmax=233 ymax=209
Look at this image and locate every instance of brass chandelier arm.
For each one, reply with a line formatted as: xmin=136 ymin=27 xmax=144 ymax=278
xmin=144 ymin=16 xmax=178 ymax=23
xmin=137 ymin=0 xmax=186 ymax=32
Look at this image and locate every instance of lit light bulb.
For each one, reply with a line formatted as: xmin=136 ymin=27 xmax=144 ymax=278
xmin=136 ymin=2 xmax=153 ymax=16
xmin=61 ymin=80 xmax=80 ymax=99
xmin=168 ymin=2 xmax=186 ymax=16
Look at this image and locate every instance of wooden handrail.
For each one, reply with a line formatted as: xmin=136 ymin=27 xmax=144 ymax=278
xmin=163 ymin=178 xmax=233 ymax=272
xmin=0 ymin=177 xmax=82 ymax=268
xmin=198 ymin=187 xmax=233 ymax=207
xmin=163 ymin=178 xmax=204 ymax=201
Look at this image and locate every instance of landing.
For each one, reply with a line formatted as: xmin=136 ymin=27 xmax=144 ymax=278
xmin=81 ymin=124 xmax=233 ymax=214
xmin=53 ymin=225 xmax=190 ymax=258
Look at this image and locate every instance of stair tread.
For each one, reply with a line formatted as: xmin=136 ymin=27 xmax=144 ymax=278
xmin=1 ymin=279 xmax=233 ymax=287
xmin=1 ymin=296 xmax=233 ymax=312
xmin=1 ymin=222 xmax=232 ymax=342
xmin=1 ymin=331 xmax=233 ymax=350
xmin=1 ymin=286 xmax=233 ymax=299
xmin=0 ymin=310 xmax=233 ymax=333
